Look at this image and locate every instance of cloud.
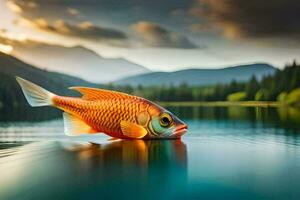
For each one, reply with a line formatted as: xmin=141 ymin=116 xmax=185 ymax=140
xmin=27 ymin=18 xmax=127 ymax=41
xmin=170 ymin=9 xmax=185 ymax=18
xmin=67 ymin=7 xmax=79 ymax=16
xmin=0 ymin=33 xmax=38 ymax=46
xmin=8 ymin=0 xmax=198 ymax=48
xmin=6 ymin=0 xmax=23 ymax=13
xmin=8 ymin=0 xmax=127 ymax=42
xmin=131 ymin=21 xmax=197 ymax=49
xmin=191 ymin=0 xmax=300 ymax=40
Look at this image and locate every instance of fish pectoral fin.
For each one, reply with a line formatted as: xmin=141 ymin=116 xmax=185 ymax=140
xmin=120 ymin=121 xmax=147 ymax=139
xmin=63 ymin=112 xmax=97 ymax=136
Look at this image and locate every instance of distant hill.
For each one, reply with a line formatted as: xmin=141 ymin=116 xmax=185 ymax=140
xmin=12 ymin=43 xmax=150 ymax=83
xmin=0 ymin=36 xmax=150 ymax=83
xmin=0 ymin=52 xmax=99 ymax=121
xmin=0 ymin=52 xmax=98 ymax=93
xmin=116 ymin=63 xmax=276 ymax=86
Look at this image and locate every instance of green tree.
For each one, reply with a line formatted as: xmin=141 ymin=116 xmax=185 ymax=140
xmin=245 ymin=75 xmax=259 ymax=100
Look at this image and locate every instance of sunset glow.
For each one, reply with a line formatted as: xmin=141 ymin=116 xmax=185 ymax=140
xmin=0 ymin=43 xmax=13 ymax=54
xmin=6 ymin=0 xmax=22 ymax=13
xmin=0 ymin=0 xmax=299 ymax=70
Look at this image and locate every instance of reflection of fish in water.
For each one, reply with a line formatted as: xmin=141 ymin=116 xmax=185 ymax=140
xmin=16 ymin=77 xmax=187 ymax=139
xmin=64 ymin=140 xmax=188 ymax=199
xmin=69 ymin=140 xmax=187 ymax=168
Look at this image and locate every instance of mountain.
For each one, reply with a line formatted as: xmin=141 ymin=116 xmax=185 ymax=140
xmin=116 ymin=63 xmax=276 ymax=86
xmin=0 ymin=52 xmax=100 ymax=121
xmin=0 ymin=37 xmax=150 ymax=83
xmin=12 ymin=43 xmax=149 ymax=83
xmin=0 ymin=52 xmax=98 ymax=93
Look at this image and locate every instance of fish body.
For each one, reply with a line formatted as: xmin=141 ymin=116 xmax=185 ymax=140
xmin=16 ymin=77 xmax=187 ymax=139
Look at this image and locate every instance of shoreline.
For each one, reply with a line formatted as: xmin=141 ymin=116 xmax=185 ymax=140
xmin=157 ymin=101 xmax=286 ymax=107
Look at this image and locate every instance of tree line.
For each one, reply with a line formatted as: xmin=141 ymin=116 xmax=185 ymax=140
xmin=1 ymin=60 xmax=299 ymax=114
xmin=106 ymin=60 xmax=300 ymax=104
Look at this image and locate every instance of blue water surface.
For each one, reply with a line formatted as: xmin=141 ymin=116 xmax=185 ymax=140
xmin=0 ymin=106 xmax=300 ymax=200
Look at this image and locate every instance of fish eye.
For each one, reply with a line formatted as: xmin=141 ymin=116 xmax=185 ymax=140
xmin=160 ymin=113 xmax=173 ymax=127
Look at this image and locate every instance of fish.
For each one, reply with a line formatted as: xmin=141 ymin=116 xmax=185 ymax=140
xmin=16 ymin=77 xmax=188 ymax=139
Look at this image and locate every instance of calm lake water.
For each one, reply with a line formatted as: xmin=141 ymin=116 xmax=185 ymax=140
xmin=0 ymin=106 xmax=300 ymax=200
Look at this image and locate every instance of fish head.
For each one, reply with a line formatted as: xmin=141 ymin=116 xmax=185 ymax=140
xmin=141 ymin=101 xmax=188 ymax=139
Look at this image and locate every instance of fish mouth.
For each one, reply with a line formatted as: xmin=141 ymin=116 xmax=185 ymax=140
xmin=171 ymin=124 xmax=188 ymax=137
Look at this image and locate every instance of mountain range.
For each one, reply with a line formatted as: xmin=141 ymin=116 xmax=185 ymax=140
xmin=0 ymin=52 xmax=279 ymax=120
xmin=1 ymin=37 xmax=277 ymax=86
xmin=116 ymin=63 xmax=276 ymax=86
xmin=0 ymin=48 xmax=277 ymax=89
xmin=0 ymin=51 xmax=102 ymax=120
xmin=0 ymin=37 xmax=149 ymax=83
xmin=0 ymin=52 xmax=99 ymax=96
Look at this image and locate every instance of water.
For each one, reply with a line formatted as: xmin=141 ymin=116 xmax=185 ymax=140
xmin=0 ymin=106 xmax=300 ymax=200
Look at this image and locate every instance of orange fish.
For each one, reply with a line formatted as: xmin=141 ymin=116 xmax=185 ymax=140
xmin=16 ymin=77 xmax=187 ymax=139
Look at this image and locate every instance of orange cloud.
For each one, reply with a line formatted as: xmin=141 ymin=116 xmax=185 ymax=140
xmin=8 ymin=0 xmax=127 ymax=43
xmin=22 ymin=18 xmax=127 ymax=42
xmin=132 ymin=21 xmax=197 ymax=49
xmin=78 ymin=21 xmax=93 ymax=30
xmin=6 ymin=0 xmax=23 ymax=13
xmin=0 ymin=43 xmax=13 ymax=54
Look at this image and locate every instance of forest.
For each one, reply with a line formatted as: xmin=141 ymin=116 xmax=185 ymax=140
xmin=1 ymin=54 xmax=300 ymax=120
xmin=107 ymin=61 xmax=300 ymax=105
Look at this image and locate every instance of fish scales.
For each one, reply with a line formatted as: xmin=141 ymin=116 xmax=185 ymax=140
xmin=53 ymin=96 xmax=145 ymax=137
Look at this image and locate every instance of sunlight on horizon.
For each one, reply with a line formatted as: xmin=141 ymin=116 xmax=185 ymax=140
xmin=0 ymin=43 xmax=13 ymax=54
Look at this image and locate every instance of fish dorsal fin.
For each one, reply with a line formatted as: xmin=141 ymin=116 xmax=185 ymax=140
xmin=63 ymin=112 xmax=97 ymax=136
xmin=120 ymin=121 xmax=147 ymax=139
xmin=69 ymin=87 xmax=133 ymax=101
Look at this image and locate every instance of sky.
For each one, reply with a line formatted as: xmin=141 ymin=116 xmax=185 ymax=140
xmin=0 ymin=0 xmax=300 ymax=71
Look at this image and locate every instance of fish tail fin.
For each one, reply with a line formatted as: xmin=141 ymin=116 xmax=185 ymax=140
xmin=16 ymin=76 xmax=55 ymax=107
